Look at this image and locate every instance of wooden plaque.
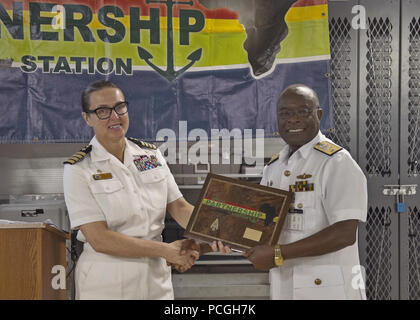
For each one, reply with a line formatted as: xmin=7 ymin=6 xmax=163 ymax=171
xmin=184 ymin=173 xmax=293 ymax=251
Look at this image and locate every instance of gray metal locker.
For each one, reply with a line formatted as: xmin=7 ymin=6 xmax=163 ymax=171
xmin=400 ymin=0 xmax=420 ymax=301
xmin=328 ymin=0 xmax=420 ymax=300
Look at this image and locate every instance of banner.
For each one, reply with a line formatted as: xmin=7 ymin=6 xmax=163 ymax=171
xmin=0 ymin=0 xmax=331 ymax=143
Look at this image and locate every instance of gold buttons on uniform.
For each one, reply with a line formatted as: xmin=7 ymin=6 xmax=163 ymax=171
xmin=314 ymin=278 xmax=322 ymax=285
xmin=297 ymin=203 xmax=303 ymax=209
xmin=284 ymin=170 xmax=291 ymax=177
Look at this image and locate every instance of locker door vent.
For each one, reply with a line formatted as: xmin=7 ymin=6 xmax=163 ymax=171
xmin=328 ymin=17 xmax=352 ymax=152
xmin=408 ymin=18 xmax=420 ymax=177
xmin=365 ymin=18 xmax=393 ymax=177
xmin=408 ymin=206 xmax=420 ymax=300
xmin=365 ymin=206 xmax=393 ymax=300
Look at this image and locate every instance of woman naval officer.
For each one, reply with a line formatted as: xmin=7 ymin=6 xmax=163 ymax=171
xmin=63 ymin=80 xmax=230 ymax=299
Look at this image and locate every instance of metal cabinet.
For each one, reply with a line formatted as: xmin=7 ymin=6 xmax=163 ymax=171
xmin=328 ymin=0 xmax=420 ymax=300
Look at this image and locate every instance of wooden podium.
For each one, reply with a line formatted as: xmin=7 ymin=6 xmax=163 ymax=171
xmin=0 ymin=223 xmax=69 ymax=300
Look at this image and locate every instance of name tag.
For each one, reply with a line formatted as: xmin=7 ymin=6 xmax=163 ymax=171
xmin=286 ymin=211 xmax=304 ymax=231
xmin=92 ymin=172 xmax=113 ymax=180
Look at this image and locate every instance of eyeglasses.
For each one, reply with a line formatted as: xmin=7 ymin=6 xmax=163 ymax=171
xmin=277 ymin=107 xmax=319 ymax=119
xmin=86 ymin=101 xmax=129 ymax=120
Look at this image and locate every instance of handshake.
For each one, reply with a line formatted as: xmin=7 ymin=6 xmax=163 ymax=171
xmin=166 ymin=239 xmax=280 ymax=273
xmin=166 ymin=239 xmax=232 ymax=273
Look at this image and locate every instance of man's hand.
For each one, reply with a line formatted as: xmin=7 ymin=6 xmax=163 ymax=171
xmin=243 ymin=245 xmax=275 ymax=271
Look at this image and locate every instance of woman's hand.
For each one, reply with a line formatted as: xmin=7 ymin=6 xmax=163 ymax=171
xmin=165 ymin=239 xmax=200 ymax=272
xmin=166 ymin=239 xmax=233 ymax=272
xmin=210 ymin=240 xmax=232 ymax=254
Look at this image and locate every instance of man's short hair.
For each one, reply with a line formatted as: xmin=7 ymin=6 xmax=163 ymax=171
xmin=81 ymin=80 xmax=120 ymax=113
xmin=277 ymin=84 xmax=320 ymax=111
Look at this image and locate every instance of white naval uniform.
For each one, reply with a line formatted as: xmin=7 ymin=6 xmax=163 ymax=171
xmin=261 ymin=132 xmax=367 ymax=300
xmin=63 ymin=136 xmax=183 ymax=300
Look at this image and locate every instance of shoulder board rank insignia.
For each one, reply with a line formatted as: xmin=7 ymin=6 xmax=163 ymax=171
xmin=267 ymin=153 xmax=279 ymax=166
xmin=63 ymin=145 xmax=92 ymax=165
xmin=128 ymin=137 xmax=157 ymax=150
xmin=314 ymin=141 xmax=342 ymax=156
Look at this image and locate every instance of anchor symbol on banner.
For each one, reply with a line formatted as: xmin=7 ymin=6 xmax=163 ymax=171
xmin=137 ymin=0 xmax=203 ymax=82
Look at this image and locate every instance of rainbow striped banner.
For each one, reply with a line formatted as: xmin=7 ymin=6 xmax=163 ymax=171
xmin=0 ymin=0 xmax=331 ymax=142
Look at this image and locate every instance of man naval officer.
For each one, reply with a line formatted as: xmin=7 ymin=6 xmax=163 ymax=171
xmin=244 ymin=84 xmax=368 ymax=300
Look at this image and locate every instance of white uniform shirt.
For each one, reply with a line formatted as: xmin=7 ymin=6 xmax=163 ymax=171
xmin=64 ymin=136 xmax=182 ymax=241
xmin=261 ymin=131 xmax=367 ymax=300
xmin=63 ymin=136 xmax=182 ymax=299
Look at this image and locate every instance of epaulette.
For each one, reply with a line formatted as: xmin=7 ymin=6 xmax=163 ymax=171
xmin=266 ymin=153 xmax=279 ymax=166
xmin=128 ymin=137 xmax=157 ymax=150
xmin=314 ymin=141 xmax=342 ymax=156
xmin=63 ymin=145 xmax=92 ymax=165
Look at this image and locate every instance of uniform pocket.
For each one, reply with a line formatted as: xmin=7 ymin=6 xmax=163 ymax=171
xmin=78 ymin=262 xmax=123 ymax=299
xmin=148 ymin=257 xmax=174 ymax=299
xmin=76 ymin=260 xmax=94 ymax=288
xmin=138 ymin=167 xmax=166 ymax=184
xmin=88 ymin=179 xmax=127 ymax=228
xmin=293 ymin=191 xmax=315 ymax=209
xmin=293 ymin=265 xmax=346 ymax=300
xmin=138 ymin=168 xmax=168 ymax=209
xmin=287 ymin=192 xmax=316 ymax=232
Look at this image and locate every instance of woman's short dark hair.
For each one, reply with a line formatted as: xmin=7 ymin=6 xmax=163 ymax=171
xmin=81 ymin=80 xmax=120 ymax=113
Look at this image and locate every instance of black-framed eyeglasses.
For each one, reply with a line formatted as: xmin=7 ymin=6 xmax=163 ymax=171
xmin=277 ymin=107 xmax=319 ymax=119
xmin=85 ymin=101 xmax=129 ymax=120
